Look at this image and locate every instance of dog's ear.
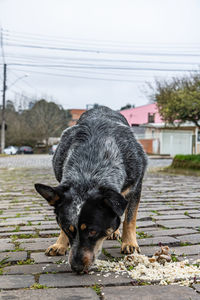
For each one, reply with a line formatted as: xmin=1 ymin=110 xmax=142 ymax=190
xmin=100 ymin=188 xmax=128 ymax=217
xmin=34 ymin=183 xmax=60 ymax=206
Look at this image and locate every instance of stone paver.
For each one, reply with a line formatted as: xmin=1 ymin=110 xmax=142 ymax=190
xmin=156 ymin=219 xmax=200 ymax=229
xmin=0 ymin=288 xmax=99 ymax=299
xmin=140 ymin=228 xmax=198 ymax=237
xmin=103 ymin=285 xmax=200 ymax=300
xmin=178 ymin=233 xmax=200 ymax=244
xmin=170 ymin=245 xmax=200 ymax=256
xmin=137 ymin=236 xmax=180 ymax=246
xmin=0 ymin=275 xmax=35 ymax=289
xmin=4 ymin=262 xmax=71 ymax=275
xmin=39 ymin=272 xmax=131 ymax=287
xmin=0 ymin=156 xmax=199 ymax=299
xmin=193 ymin=284 xmax=200 ymax=293
xmin=0 ymin=251 xmax=27 ymax=263
xmin=0 ymin=241 xmax=14 ymax=251
xmin=31 ymin=252 xmax=66 ymax=263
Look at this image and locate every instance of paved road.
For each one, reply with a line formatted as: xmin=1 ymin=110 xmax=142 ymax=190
xmin=0 ymin=154 xmax=172 ymax=169
xmin=0 ymin=162 xmax=199 ymax=298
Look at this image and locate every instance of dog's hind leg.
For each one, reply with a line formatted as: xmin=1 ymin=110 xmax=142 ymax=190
xmin=121 ymin=182 xmax=142 ymax=254
xmin=45 ymin=230 xmax=69 ymax=256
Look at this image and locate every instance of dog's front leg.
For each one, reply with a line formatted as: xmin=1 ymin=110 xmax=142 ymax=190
xmin=121 ymin=185 xmax=142 ymax=254
xmin=107 ymin=228 xmax=121 ymax=240
xmin=121 ymin=205 xmax=140 ymax=254
xmin=45 ymin=230 xmax=69 ymax=256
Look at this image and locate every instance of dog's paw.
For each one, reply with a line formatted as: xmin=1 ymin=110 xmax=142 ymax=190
xmin=107 ymin=229 xmax=121 ymax=240
xmin=121 ymin=243 xmax=141 ymax=254
xmin=45 ymin=243 xmax=68 ymax=256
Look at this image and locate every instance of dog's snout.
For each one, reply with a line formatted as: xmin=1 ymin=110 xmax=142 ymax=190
xmin=69 ymin=248 xmax=94 ymax=273
xmin=71 ymin=263 xmax=84 ymax=274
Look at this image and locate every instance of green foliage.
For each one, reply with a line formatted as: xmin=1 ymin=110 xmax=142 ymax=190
xmin=150 ymin=210 xmax=161 ymax=215
xmin=171 ymin=254 xmax=178 ymax=262
xmin=137 ymin=231 xmax=153 ymax=239
xmin=174 ymin=154 xmax=200 ymax=162
xmin=30 ymin=283 xmax=48 ymax=289
xmin=13 ymin=225 xmax=20 ymax=232
xmin=15 ymin=213 xmax=21 ymax=218
xmin=150 ymin=73 xmax=200 ymax=128
xmin=171 ymin=155 xmax=200 ymax=170
xmin=17 ymin=259 xmax=34 ymax=265
xmin=180 ymin=242 xmax=190 ymax=246
xmin=1 ymin=98 xmax=71 ymax=148
xmin=0 ymin=257 xmax=10 ymax=266
xmin=91 ymin=284 xmax=101 ymax=295
xmin=16 ymin=233 xmax=39 ymax=239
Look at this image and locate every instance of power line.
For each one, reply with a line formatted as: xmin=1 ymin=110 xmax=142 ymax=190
xmin=4 ymin=53 xmax=200 ymax=67
xmin=4 ymin=28 xmax=200 ymax=49
xmin=8 ymin=67 xmax=150 ymax=83
xmin=4 ymin=62 xmax=199 ymax=73
xmin=4 ymin=41 xmax=200 ymax=58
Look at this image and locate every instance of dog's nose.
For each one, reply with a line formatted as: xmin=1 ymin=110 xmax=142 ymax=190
xmin=71 ymin=263 xmax=84 ymax=273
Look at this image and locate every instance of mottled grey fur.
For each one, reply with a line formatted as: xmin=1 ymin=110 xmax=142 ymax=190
xmin=53 ymin=106 xmax=147 ymax=223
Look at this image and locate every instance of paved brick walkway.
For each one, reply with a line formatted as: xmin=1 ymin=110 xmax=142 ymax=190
xmin=0 ymin=163 xmax=199 ymax=299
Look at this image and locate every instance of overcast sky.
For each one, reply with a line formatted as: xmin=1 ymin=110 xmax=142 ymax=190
xmin=0 ymin=0 xmax=200 ymax=110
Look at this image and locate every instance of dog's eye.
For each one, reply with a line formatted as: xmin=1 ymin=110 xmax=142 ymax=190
xmin=88 ymin=230 xmax=97 ymax=237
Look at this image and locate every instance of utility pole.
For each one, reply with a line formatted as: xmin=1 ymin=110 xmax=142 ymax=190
xmin=1 ymin=63 xmax=6 ymax=153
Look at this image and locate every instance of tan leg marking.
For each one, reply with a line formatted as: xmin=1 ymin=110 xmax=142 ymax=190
xmin=121 ymin=187 xmax=130 ymax=197
xmin=45 ymin=229 xmax=69 ymax=256
xmin=121 ymin=202 xmax=140 ymax=254
xmin=107 ymin=228 xmax=121 ymax=240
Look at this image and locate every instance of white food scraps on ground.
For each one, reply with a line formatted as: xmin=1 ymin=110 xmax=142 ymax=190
xmin=94 ymin=253 xmax=200 ymax=286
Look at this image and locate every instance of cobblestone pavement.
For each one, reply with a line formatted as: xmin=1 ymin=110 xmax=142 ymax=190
xmin=0 ymin=154 xmax=172 ymax=169
xmin=0 ymin=160 xmax=199 ymax=299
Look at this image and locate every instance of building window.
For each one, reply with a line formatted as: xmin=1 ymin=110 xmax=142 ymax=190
xmin=148 ymin=113 xmax=155 ymax=123
xmin=197 ymin=131 xmax=200 ymax=142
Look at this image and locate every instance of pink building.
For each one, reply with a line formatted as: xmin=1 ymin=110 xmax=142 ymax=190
xmin=120 ymin=103 xmax=199 ymax=156
xmin=120 ymin=103 xmax=163 ymax=126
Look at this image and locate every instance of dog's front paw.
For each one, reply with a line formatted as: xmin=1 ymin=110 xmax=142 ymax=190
xmin=107 ymin=229 xmax=121 ymax=240
xmin=45 ymin=243 xmax=68 ymax=256
xmin=121 ymin=243 xmax=141 ymax=254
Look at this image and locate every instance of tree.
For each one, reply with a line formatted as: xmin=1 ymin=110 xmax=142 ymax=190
xmin=6 ymin=100 xmax=15 ymax=111
xmin=120 ymin=103 xmax=135 ymax=110
xmin=1 ymin=97 xmax=71 ymax=148
xmin=25 ymin=99 xmax=69 ymax=149
xmin=150 ymin=73 xmax=200 ymax=129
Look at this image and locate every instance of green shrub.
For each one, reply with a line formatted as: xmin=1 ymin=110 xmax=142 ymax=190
xmin=171 ymin=155 xmax=200 ymax=170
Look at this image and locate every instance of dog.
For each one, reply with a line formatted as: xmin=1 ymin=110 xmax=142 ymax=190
xmin=35 ymin=106 xmax=147 ymax=273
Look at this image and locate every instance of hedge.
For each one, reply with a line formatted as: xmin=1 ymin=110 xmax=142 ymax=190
xmin=171 ymin=154 xmax=200 ymax=170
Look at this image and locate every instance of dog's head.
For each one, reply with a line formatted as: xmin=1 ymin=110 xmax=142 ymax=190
xmin=34 ymin=183 xmax=127 ymax=273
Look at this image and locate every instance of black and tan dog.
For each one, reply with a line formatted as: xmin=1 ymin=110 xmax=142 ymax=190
xmin=35 ymin=106 xmax=147 ymax=273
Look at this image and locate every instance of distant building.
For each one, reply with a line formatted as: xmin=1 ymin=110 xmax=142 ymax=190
xmin=120 ymin=103 xmax=200 ymax=156
xmin=68 ymin=109 xmax=86 ymax=127
xmin=120 ymin=103 xmax=162 ymax=126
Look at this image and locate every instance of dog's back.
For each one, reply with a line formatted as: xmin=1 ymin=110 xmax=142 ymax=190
xmin=53 ymin=106 xmax=147 ymax=193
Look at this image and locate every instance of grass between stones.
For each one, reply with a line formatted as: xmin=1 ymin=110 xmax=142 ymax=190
xmin=30 ymin=283 xmax=48 ymax=289
xmin=17 ymin=259 xmax=34 ymax=265
xmin=137 ymin=232 xmax=153 ymax=239
xmin=91 ymin=284 xmax=101 ymax=296
xmin=150 ymin=210 xmax=161 ymax=216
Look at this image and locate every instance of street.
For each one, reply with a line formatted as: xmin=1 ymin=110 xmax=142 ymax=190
xmin=0 ymin=155 xmax=199 ymax=299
